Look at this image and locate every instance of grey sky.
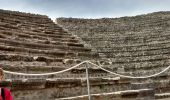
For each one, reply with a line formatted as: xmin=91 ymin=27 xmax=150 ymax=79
xmin=0 ymin=0 xmax=170 ymax=20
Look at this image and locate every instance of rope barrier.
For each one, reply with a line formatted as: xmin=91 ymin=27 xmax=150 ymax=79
xmin=87 ymin=61 xmax=170 ymax=79
xmin=2 ymin=60 xmax=170 ymax=79
xmin=3 ymin=61 xmax=86 ymax=76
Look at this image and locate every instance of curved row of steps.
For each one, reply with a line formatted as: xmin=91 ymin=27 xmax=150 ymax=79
xmin=0 ymin=78 xmax=153 ymax=100
xmin=0 ymin=9 xmax=100 ymax=100
xmin=2 ymin=9 xmax=170 ymax=100
xmin=57 ymin=89 xmax=154 ymax=100
xmin=155 ymin=93 xmax=170 ymax=99
xmin=57 ymin=12 xmax=170 ymax=100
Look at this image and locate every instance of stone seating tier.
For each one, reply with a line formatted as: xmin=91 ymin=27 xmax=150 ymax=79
xmin=0 ymin=78 xmax=154 ymax=100
xmin=0 ymin=9 xmax=101 ymax=100
xmin=57 ymin=11 xmax=170 ymax=100
xmin=58 ymin=89 xmax=154 ymax=100
xmin=1 ymin=9 xmax=170 ymax=100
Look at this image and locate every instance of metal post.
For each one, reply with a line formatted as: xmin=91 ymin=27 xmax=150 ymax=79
xmin=85 ymin=63 xmax=91 ymax=100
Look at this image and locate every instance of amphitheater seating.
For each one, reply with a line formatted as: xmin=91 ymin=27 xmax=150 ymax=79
xmin=0 ymin=9 xmax=169 ymax=99
xmin=0 ymin=9 xmax=103 ymax=99
xmin=58 ymin=89 xmax=154 ymax=100
xmin=0 ymin=9 xmax=99 ymax=71
xmin=57 ymin=11 xmax=170 ymax=100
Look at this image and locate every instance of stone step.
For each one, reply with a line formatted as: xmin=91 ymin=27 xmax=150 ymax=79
xmin=113 ymin=51 xmax=170 ymax=60
xmin=1 ymin=29 xmax=79 ymax=43
xmin=1 ymin=61 xmax=169 ymax=81
xmin=0 ymin=42 xmax=88 ymax=55
xmin=0 ymin=63 xmax=67 ymax=73
xmin=0 ymin=46 xmax=96 ymax=59
xmin=3 ymin=77 xmax=139 ymax=100
xmin=154 ymin=80 xmax=170 ymax=94
xmin=0 ymin=33 xmax=7 ymax=38
xmin=0 ymin=29 xmax=76 ymax=39
xmin=98 ymin=53 xmax=107 ymax=58
xmin=0 ymin=31 xmax=78 ymax=44
xmin=1 ymin=76 xmax=161 ymax=91
xmin=1 ymin=54 xmax=169 ymax=77
xmin=8 ymin=19 xmax=59 ymax=26
xmin=86 ymin=66 xmax=169 ymax=79
xmin=0 ymin=22 xmax=67 ymax=36
xmin=0 ymin=22 xmax=19 ymax=29
xmin=0 ymin=9 xmax=49 ymax=18
xmin=97 ymin=41 xmax=170 ymax=53
xmin=0 ymin=19 xmax=20 ymax=26
xmin=0 ymin=14 xmax=52 ymax=25
xmin=0 ymin=76 xmax=168 ymax=99
xmin=16 ymin=22 xmax=62 ymax=29
xmin=0 ymin=60 xmax=64 ymax=68
xmin=102 ymin=59 xmax=169 ymax=72
xmin=102 ymin=47 xmax=170 ymax=58
xmin=109 ymin=55 xmax=170 ymax=64
xmin=85 ymin=35 xmax=170 ymax=46
xmin=0 ymin=39 xmax=91 ymax=52
xmin=0 ymin=50 xmax=62 ymax=58
xmin=57 ymin=89 xmax=154 ymax=100
xmin=0 ymin=77 xmax=130 ymax=90
xmin=0 ymin=59 xmax=82 ymax=73
xmin=91 ymin=46 xmax=170 ymax=59
xmin=156 ymin=98 xmax=170 ymax=100
xmin=34 ymin=32 xmax=73 ymax=38
xmin=0 ymin=49 xmax=98 ymax=61
xmin=155 ymin=93 xmax=170 ymax=99
xmin=127 ymin=79 xmax=170 ymax=97
xmin=123 ymin=62 xmax=170 ymax=72
xmin=14 ymin=38 xmax=84 ymax=48
xmin=0 ymin=53 xmax=64 ymax=62
xmin=121 ymin=65 xmax=170 ymax=76
xmin=16 ymin=33 xmax=79 ymax=43
xmin=0 ymin=45 xmax=74 ymax=58
xmin=89 ymin=30 xmax=170 ymax=39
xmin=96 ymin=31 xmax=170 ymax=39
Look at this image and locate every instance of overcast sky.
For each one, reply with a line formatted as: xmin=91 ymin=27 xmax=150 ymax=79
xmin=0 ymin=0 xmax=170 ymax=20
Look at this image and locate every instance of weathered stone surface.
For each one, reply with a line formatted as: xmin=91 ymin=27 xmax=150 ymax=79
xmin=1 ymin=9 xmax=170 ymax=100
xmin=57 ymin=89 xmax=154 ymax=100
xmin=0 ymin=9 xmax=99 ymax=100
xmin=57 ymin=11 xmax=170 ymax=100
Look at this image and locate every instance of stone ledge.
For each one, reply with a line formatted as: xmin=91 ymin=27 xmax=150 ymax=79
xmin=0 ymin=77 xmax=130 ymax=90
xmin=155 ymin=93 xmax=170 ymax=99
xmin=57 ymin=89 xmax=154 ymax=100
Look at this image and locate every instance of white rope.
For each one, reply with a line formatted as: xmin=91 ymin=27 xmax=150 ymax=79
xmin=87 ymin=61 xmax=170 ymax=79
xmin=3 ymin=61 xmax=86 ymax=76
xmin=2 ymin=60 xmax=170 ymax=79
